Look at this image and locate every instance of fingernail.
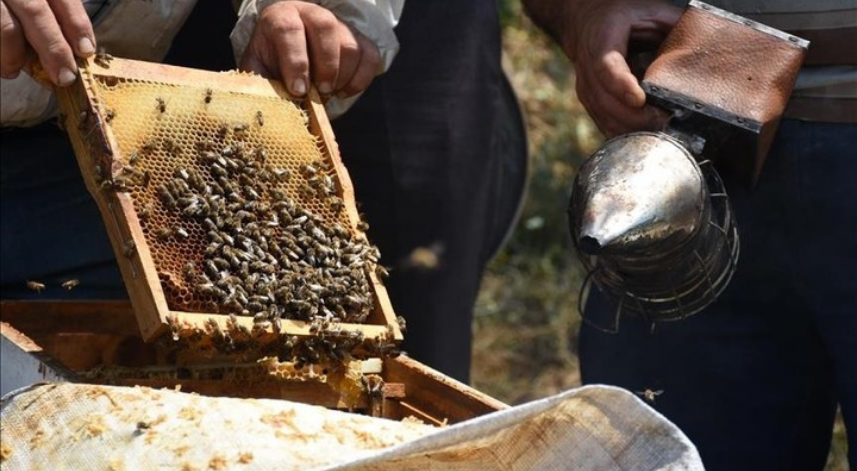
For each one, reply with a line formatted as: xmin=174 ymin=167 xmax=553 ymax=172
xmin=292 ymin=78 xmax=307 ymax=96
xmin=78 ymin=37 xmax=96 ymax=56
xmin=318 ymin=81 xmax=332 ymax=95
xmin=57 ymin=67 xmax=77 ymax=87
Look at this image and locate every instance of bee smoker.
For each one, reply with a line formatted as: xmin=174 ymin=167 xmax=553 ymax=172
xmin=568 ymin=1 xmax=808 ymax=328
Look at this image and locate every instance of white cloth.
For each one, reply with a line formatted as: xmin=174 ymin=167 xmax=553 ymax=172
xmin=0 ymin=383 xmax=704 ymax=471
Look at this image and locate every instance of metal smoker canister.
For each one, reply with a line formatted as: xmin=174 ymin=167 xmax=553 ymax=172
xmin=568 ymin=131 xmax=739 ymax=326
xmin=567 ymin=0 xmax=807 ymax=329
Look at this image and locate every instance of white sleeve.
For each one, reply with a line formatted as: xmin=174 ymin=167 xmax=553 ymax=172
xmin=230 ymin=0 xmax=404 ymax=118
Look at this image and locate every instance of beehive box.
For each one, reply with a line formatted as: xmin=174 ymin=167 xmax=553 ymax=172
xmin=50 ymin=56 xmax=401 ymax=355
xmin=1 ymin=301 xmax=506 ymax=425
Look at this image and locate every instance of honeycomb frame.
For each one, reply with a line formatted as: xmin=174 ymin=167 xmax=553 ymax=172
xmin=52 ymin=57 xmax=401 ymax=344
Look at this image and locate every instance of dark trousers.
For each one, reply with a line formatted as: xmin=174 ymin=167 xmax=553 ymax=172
xmin=580 ymin=119 xmax=857 ymax=471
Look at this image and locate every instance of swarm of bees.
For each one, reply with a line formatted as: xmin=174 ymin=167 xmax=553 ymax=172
xmin=134 ymin=122 xmax=392 ymax=365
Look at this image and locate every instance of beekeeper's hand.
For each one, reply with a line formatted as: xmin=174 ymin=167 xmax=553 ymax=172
xmin=241 ymin=1 xmax=381 ymax=98
xmin=524 ymin=0 xmax=680 ymax=137
xmin=0 ymin=0 xmax=95 ymax=86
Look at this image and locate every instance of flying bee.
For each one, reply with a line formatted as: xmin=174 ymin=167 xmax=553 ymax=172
xmin=26 ymin=280 xmax=46 ymax=293
xmin=255 ymin=111 xmax=264 ymax=126
xmin=155 ymin=97 xmax=166 ymax=113
xmin=204 ymin=88 xmax=213 ymax=104
xmin=637 ymin=389 xmax=664 ymax=404
xmin=61 ymin=279 xmax=80 ymax=291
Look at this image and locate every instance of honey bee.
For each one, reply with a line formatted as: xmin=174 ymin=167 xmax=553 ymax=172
xmin=155 ymin=226 xmax=172 ymax=241
xmin=183 ymin=262 xmax=196 ymax=279
xmin=94 ymin=48 xmax=113 ymax=68
xmin=155 ymin=97 xmax=166 ymax=113
xmin=77 ymin=110 xmax=90 ymax=130
xmin=100 ymin=177 xmax=129 ymax=193
xmin=123 ymin=239 xmax=136 ymax=258
xmin=375 ymin=264 xmax=389 ymax=280
xmin=163 ymin=139 xmax=181 ymax=156
xmin=128 ymin=152 xmax=140 ymax=165
xmin=61 ymin=279 xmax=80 ymax=291
xmin=255 ymin=111 xmax=264 ymax=126
xmin=328 ymin=196 xmax=345 ymax=213
xmin=26 ymin=280 xmax=46 ymax=293
xmin=174 ymin=227 xmax=190 ymax=240
xmin=637 ymin=389 xmax=664 ymax=404
xmin=204 ymin=88 xmax=213 ymax=104
xmin=104 ymin=109 xmax=116 ymax=122
xmin=233 ymin=123 xmax=249 ymax=140
xmin=141 ymin=139 xmax=158 ymax=153
xmin=299 ymin=163 xmax=317 ymax=178
xmin=157 ymin=184 xmax=176 ymax=208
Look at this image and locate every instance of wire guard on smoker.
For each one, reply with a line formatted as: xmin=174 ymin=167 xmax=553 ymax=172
xmin=568 ymin=132 xmax=739 ymax=330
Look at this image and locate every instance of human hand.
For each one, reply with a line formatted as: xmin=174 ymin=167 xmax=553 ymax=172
xmin=563 ymin=0 xmax=681 ymax=137
xmin=240 ymin=1 xmax=382 ymax=98
xmin=0 ymin=0 xmax=95 ymax=86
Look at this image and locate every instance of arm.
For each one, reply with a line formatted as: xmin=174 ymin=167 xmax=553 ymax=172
xmin=0 ymin=0 xmax=96 ymax=86
xmin=523 ymin=0 xmax=681 ymax=137
xmin=231 ymin=0 xmax=402 ymax=101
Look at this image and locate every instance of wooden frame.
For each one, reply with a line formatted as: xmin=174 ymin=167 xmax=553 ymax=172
xmin=50 ymin=57 xmax=401 ymax=345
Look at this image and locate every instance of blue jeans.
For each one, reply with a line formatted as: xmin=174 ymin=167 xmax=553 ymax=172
xmin=579 ymin=119 xmax=856 ymax=471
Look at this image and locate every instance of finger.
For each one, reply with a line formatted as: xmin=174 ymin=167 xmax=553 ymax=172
xmin=338 ymin=33 xmax=379 ymax=98
xmin=334 ymin=36 xmax=360 ymax=92
xmin=47 ymin=0 xmax=95 ymax=57
xmin=0 ymin=2 xmax=28 ymax=79
xmin=576 ymin=64 xmax=662 ymax=137
xmin=585 ymin=19 xmax=646 ymax=109
xmin=261 ymin=6 xmax=309 ymax=96
xmin=5 ymin=0 xmax=76 ymax=86
xmin=299 ymin=6 xmax=340 ymax=95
